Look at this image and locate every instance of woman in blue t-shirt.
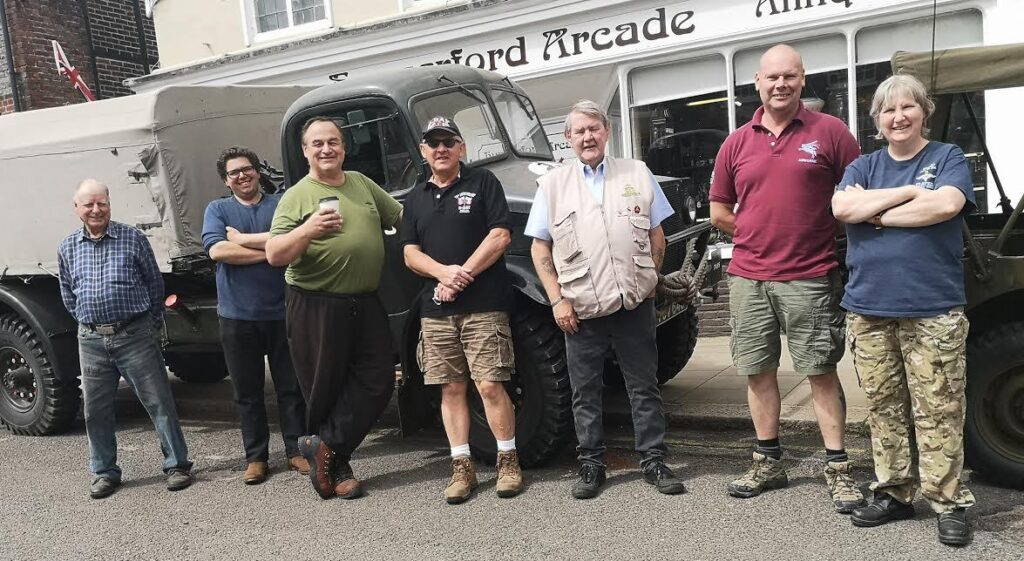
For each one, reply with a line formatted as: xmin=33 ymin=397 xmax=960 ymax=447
xmin=831 ymin=74 xmax=976 ymax=547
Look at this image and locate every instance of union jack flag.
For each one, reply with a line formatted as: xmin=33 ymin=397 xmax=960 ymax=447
xmin=52 ymin=40 xmax=96 ymax=102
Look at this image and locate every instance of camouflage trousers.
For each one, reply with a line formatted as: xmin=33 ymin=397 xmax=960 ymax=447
xmin=847 ymin=309 xmax=976 ymax=513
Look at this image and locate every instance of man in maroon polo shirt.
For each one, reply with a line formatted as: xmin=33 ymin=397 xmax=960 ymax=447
xmin=709 ymin=44 xmax=864 ymax=513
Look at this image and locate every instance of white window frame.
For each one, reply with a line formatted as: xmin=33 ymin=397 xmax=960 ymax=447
xmin=399 ymin=0 xmax=464 ymax=14
xmin=240 ymin=0 xmax=334 ymax=46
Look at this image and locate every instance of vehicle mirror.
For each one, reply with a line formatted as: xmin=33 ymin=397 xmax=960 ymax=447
xmin=346 ymin=109 xmax=372 ymax=145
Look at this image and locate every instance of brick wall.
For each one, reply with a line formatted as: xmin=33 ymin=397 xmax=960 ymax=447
xmin=0 ymin=0 xmax=156 ymax=114
xmin=0 ymin=12 xmax=10 ymax=113
xmin=697 ymin=278 xmax=731 ymax=337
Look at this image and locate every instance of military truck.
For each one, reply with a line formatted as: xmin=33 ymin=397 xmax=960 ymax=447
xmin=279 ymin=65 xmax=720 ymax=466
xmin=0 ymin=85 xmax=311 ymax=435
xmin=889 ymin=43 xmax=1024 ymax=488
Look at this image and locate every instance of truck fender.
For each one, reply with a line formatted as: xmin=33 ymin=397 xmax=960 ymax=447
xmin=0 ymin=280 xmax=80 ymax=385
xmin=505 ymin=254 xmax=549 ymax=307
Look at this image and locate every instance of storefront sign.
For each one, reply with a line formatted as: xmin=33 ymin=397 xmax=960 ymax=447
xmin=755 ymin=0 xmax=853 ymax=18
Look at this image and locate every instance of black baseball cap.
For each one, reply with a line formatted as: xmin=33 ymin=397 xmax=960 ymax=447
xmin=422 ymin=116 xmax=462 ymax=139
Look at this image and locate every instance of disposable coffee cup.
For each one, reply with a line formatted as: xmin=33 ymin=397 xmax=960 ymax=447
xmin=318 ymin=196 xmax=340 ymax=213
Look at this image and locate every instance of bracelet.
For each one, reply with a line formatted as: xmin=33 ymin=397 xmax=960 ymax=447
xmin=874 ymin=208 xmax=888 ymax=230
xmin=550 ymin=296 xmax=564 ymax=307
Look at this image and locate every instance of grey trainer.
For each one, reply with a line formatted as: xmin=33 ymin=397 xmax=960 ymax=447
xmin=727 ymin=452 xmax=788 ymax=498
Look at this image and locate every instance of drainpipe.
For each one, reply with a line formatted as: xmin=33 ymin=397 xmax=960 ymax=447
xmin=79 ymin=0 xmax=101 ymax=100
xmin=0 ymin=0 xmax=23 ymax=112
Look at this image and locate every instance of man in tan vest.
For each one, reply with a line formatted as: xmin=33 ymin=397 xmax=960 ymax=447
xmin=525 ymin=100 xmax=685 ymax=499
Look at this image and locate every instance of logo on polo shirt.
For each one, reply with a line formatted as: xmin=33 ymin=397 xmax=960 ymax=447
xmin=622 ymin=185 xmax=640 ymax=197
xmin=916 ymin=163 xmax=938 ymax=190
xmin=798 ymin=140 xmax=820 ymax=163
xmin=455 ymin=191 xmax=476 ymax=213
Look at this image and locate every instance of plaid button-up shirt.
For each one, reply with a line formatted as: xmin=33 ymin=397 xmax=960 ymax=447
xmin=58 ymin=221 xmax=164 ymax=326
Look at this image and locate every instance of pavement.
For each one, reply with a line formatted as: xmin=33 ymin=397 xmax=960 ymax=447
xmin=604 ymin=336 xmax=870 ymax=435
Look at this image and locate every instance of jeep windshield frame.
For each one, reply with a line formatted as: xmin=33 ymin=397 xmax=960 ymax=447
xmin=410 ymin=85 xmax=553 ymax=167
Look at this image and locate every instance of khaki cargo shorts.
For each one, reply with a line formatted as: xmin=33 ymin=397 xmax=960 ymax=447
xmin=417 ymin=311 xmax=515 ymax=385
xmin=728 ymin=269 xmax=845 ymax=376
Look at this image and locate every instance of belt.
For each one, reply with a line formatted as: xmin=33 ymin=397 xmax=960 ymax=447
xmin=84 ymin=314 xmax=146 ymax=336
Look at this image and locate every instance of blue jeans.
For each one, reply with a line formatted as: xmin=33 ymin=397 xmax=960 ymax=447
xmin=78 ymin=316 xmax=192 ymax=481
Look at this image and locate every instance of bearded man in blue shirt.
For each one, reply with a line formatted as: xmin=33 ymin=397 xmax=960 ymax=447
xmin=58 ymin=179 xmax=193 ymax=499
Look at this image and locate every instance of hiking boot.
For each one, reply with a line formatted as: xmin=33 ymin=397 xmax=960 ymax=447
xmin=851 ymin=492 xmax=915 ymax=527
xmin=643 ymin=461 xmax=686 ymax=495
xmin=444 ymin=456 xmax=478 ymax=504
xmin=571 ymin=463 xmax=606 ymax=499
xmin=298 ymin=435 xmax=335 ymax=499
xmin=727 ymin=452 xmax=788 ymax=498
xmin=937 ymin=508 xmax=971 ymax=547
xmin=824 ymin=459 xmax=865 ymax=513
xmin=495 ymin=450 xmax=524 ymax=498
xmin=332 ymin=458 xmax=364 ymax=500
xmin=242 ymin=461 xmax=268 ymax=485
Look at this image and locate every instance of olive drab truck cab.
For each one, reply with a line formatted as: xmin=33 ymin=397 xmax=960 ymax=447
xmin=279 ymin=65 xmax=721 ymax=467
xmin=891 ymin=43 xmax=1024 ymax=488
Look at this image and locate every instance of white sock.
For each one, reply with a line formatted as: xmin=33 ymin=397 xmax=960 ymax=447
xmin=451 ymin=444 xmax=471 ymax=458
xmin=497 ymin=438 xmax=516 ymax=452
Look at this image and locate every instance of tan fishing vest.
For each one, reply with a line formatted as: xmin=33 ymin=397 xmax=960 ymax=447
xmin=540 ymin=157 xmax=659 ymax=320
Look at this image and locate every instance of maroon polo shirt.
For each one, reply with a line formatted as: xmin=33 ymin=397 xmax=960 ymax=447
xmin=710 ymin=106 xmax=860 ymax=281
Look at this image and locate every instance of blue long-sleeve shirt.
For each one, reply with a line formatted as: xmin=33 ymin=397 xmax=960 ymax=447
xmin=58 ymin=221 xmax=164 ymax=326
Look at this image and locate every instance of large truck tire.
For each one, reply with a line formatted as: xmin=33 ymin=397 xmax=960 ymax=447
xmin=965 ymin=322 xmax=1024 ymax=489
xmin=0 ymin=314 xmax=80 ymax=435
xmin=603 ymin=307 xmax=699 ymax=387
xmin=164 ymin=352 xmax=230 ymax=384
xmin=468 ymin=300 xmax=573 ymax=468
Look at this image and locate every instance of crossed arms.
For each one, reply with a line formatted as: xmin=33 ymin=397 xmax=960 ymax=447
xmin=832 ymin=184 xmax=967 ymax=227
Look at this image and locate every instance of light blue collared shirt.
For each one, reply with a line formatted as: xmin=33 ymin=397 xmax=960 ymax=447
xmin=524 ymin=157 xmax=674 ymax=241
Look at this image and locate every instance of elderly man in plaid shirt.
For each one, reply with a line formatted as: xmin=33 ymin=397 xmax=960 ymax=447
xmin=58 ymin=179 xmax=193 ymax=499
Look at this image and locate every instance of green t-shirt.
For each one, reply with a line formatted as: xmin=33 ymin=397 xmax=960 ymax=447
xmin=270 ymin=172 xmax=402 ymax=294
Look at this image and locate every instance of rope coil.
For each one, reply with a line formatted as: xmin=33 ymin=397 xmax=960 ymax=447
xmin=656 ymin=238 xmax=710 ymax=310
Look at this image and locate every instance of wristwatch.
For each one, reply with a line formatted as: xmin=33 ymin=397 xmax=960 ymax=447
xmin=873 ymin=208 xmax=888 ymax=229
xmin=550 ymin=296 xmax=565 ymax=307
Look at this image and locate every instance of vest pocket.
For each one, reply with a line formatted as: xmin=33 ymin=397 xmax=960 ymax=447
xmin=557 ymin=263 xmax=600 ymax=318
xmin=628 ymin=215 xmax=651 ymax=253
xmin=632 ymin=254 xmax=659 ymax=302
xmin=553 ymin=211 xmax=582 ymax=263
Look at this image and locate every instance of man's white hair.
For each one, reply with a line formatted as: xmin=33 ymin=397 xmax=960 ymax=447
xmin=563 ymin=100 xmax=610 ymax=135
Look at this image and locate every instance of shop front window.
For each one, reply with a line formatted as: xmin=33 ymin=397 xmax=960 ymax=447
xmin=855 ymin=10 xmax=984 ymax=209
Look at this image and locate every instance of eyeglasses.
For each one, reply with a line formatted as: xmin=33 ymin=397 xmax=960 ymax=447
xmin=226 ymin=165 xmax=256 ymax=178
xmin=423 ymin=137 xmax=461 ymax=149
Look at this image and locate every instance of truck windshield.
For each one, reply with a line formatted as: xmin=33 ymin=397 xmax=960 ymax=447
xmin=491 ymin=88 xmax=553 ymax=159
xmin=412 ymin=88 xmax=507 ymax=163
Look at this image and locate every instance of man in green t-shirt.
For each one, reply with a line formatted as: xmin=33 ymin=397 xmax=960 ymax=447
xmin=267 ymin=116 xmax=402 ymax=500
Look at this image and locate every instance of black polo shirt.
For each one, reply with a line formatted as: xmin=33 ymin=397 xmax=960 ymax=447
xmin=400 ymin=164 xmax=513 ymax=318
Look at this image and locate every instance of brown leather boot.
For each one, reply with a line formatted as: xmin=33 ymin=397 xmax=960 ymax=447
xmin=332 ymin=458 xmax=364 ymax=500
xmin=298 ymin=435 xmax=335 ymax=499
xmin=288 ymin=455 xmax=310 ymax=475
xmin=242 ymin=461 xmax=268 ymax=485
xmin=444 ymin=456 xmax=478 ymax=504
xmin=495 ymin=450 xmax=524 ymax=498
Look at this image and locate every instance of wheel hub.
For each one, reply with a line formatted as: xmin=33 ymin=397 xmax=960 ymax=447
xmin=981 ymin=369 xmax=1024 ymax=461
xmin=0 ymin=346 xmax=36 ymax=412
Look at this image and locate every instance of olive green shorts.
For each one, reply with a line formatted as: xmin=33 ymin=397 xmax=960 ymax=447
xmin=417 ymin=311 xmax=515 ymax=385
xmin=728 ymin=269 xmax=845 ymax=376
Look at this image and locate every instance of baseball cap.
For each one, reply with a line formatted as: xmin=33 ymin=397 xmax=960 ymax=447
xmin=422 ymin=116 xmax=462 ymax=139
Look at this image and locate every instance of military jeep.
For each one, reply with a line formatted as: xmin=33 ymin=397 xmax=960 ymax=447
xmin=891 ymin=43 xmax=1024 ymax=488
xmin=279 ymin=65 xmax=720 ymax=466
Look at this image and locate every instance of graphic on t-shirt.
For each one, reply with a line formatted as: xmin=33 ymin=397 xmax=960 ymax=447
xmin=916 ymin=163 xmax=938 ymax=190
xmin=454 ymin=191 xmax=476 ymax=213
xmin=798 ymin=140 xmax=820 ymax=163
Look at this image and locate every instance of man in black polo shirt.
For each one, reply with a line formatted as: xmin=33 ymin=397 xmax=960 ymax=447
xmin=402 ymin=116 xmax=523 ymax=504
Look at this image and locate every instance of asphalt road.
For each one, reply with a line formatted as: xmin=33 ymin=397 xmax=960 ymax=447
xmin=1 ymin=401 xmax=1022 ymax=561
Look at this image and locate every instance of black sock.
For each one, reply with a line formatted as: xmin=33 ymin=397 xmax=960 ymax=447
xmin=825 ymin=448 xmax=848 ymax=464
xmin=756 ymin=438 xmax=782 ymax=460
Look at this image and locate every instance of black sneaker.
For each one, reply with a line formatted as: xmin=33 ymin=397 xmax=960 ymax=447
xmin=643 ymin=461 xmax=686 ymax=495
xmin=166 ymin=468 xmax=194 ymax=492
xmin=90 ymin=477 xmax=120 ymax=499
xmin=937 ymin=508 xmax=971 ymax=547
xmin=571 ymin=463 xmax=606 ymax=499
xmin=851 ymin=492 xmax=915 ymax=527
